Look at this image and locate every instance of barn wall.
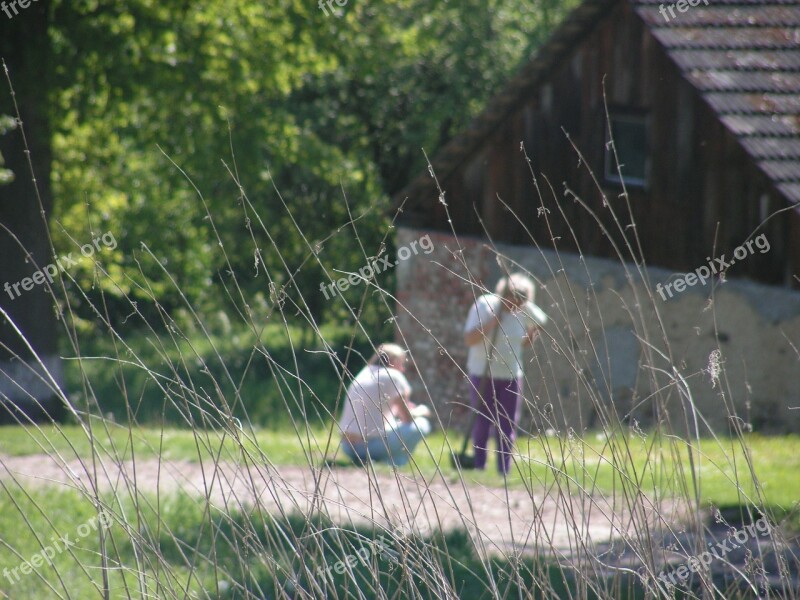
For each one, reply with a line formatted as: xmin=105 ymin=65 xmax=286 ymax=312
xmin=426 ymin=1 xmax=793 ymax=287
xmin=395 ymin=226 xmax=800 ymax=435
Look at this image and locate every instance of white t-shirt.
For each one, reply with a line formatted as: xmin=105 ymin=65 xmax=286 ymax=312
xmin=339 ymin=365 xmax=411 ymax=438
xmin=464 ymin=294 xmax=548 ymax=379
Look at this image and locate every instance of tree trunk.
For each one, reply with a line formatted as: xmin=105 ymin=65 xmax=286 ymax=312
xmin=0 ymin=2 xmax=65 ymax=422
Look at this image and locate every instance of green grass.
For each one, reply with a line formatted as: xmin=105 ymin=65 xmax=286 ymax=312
xmin=2 ymin=423 xmax=798 ymax=523
xmin=418 ymin=430 xmax=800 ymax=526
xmin=0 ymin=422 xmax=327 ymax=466
xmin=0 ymin=486 xmax=596 ymax=599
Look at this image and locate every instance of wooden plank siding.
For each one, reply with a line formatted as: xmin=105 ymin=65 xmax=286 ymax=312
xmin=405 ymin=1 xmax=797 ymax=287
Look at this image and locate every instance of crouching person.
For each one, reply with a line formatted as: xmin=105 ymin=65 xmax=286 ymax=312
xmin=339 ymin=343 xmax=431 ymax=467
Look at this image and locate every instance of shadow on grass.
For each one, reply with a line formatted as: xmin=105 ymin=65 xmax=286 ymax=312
xmin=128 ymin=493 xmax=644 ymax=599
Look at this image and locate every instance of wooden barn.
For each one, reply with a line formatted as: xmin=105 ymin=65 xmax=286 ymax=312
xmin=391 ymin=0 xmax=800 ymax=433
xmin=395 ymin=0 xmax=800 ymax=286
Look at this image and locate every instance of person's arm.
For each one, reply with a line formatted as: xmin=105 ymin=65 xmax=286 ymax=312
xmin=385 ymin=369 xmax=414 ymax=423
xmin=522 ymin=302 xmax=545 ymax=347
xmin=392 ymin=399 xmax=431 ymax=421
xmin=463 ymin=298 xmax=504 ymax=346
xmin=464 ymin=318 xmax=499 ymax=346
xmin=522 ymin=324 xmax=540 ymax=347
xmin=390 ymin=393 xmax=414 ymax=423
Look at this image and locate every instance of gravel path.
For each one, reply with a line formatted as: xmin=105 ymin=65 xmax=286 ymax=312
xmin=0 ymin=451 xmax=682 ymax=555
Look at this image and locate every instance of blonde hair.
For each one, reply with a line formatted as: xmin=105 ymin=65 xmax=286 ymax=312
xmin=369 ymin=343 xmax=407 ymax=367
xmin=495 ymin=273 xmax=535 ymax=303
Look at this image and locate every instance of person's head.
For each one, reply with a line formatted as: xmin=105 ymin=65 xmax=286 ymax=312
xmin=370 ymin=343 xmax=408 ymax=371
xmin=495 ymin=273 xmax=535 ymax=309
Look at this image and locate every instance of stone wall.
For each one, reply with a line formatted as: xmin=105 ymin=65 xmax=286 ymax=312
xmin=394 ymin=227 xmax=800 ymax=434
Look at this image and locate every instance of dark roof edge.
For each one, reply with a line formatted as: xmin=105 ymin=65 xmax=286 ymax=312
xmin=391 ymin=0 xmax=620 ymax=210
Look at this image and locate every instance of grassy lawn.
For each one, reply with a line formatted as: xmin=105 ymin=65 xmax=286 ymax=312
xmin=1 ymin=423 xmax=798 ymax=518
xmin=0 ymin=421 xmax=316 ymax=465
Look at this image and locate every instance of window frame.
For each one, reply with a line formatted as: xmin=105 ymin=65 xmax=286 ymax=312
xmin=604 ymin=111 xmax=650 ymax=189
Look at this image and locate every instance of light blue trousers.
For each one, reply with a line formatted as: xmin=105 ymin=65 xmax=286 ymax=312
xmin=342 ymin=417 xmax=431 ymax=467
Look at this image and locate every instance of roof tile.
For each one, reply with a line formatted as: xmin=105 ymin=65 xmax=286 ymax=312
xmin=777 ymin=182 xmax=800 ymax=202
xmin=635 ymin=0 xmax=800 ymax=203
xmin=760 ymin=159 xmax=800 ymax=181
xmin=721 ymin=114 xmax=800 ymax=136
xmin=670 ymin=49 xmax=800 ymax=71
xmin=651 ymin=27 xmax=800 ymax=49
xmin=686 ymin=70 xmax=800 ymax=92
xmin=704 ymin=92 xmax=800 ymax=114
xmin=721 ymin=115 xmax=800 ymax=137
xmin=740 ymin=138 xmax=800 ymax=160
xmin=638 ymin=6 xmax=800 ymax=27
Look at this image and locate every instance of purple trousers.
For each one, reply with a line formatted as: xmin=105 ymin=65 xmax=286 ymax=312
xmin=470 ymin=376 xmax=521 ymax=474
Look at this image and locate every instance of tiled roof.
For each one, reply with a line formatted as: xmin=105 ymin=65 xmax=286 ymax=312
xmin=634 ymin=1 xmax=800 ymax=201
xmin=395 ymin=0 xmax=800 ymax=207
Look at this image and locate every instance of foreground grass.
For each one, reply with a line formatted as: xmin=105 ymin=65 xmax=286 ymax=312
xmin=1 ymin=423 xmax=797 ymax=520
xmin=0 ymin=425 xmax=793 ymax=598
xmin=0 ymin=487 xmax=590 ymax=599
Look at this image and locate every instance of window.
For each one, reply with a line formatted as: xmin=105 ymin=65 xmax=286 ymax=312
xmin=604 ymin=113 xmax=649 ymax=188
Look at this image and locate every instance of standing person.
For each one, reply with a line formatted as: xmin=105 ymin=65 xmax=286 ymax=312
xmin=339 ymin=343 xmax=432 ymax=467
xmin=463 ymin=274 xmax=548 ymax=474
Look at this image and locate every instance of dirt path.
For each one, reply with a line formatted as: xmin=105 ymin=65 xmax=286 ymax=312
xmin=0 ymin=451 xmax=685 ymax=558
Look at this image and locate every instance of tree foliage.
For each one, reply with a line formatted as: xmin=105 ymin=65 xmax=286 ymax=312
xmin=42 ymin=0 xmax=576 ymax=332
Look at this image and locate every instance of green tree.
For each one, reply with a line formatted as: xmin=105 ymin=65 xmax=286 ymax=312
xmin=43 ymin=0 xmax=577 ymax=333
